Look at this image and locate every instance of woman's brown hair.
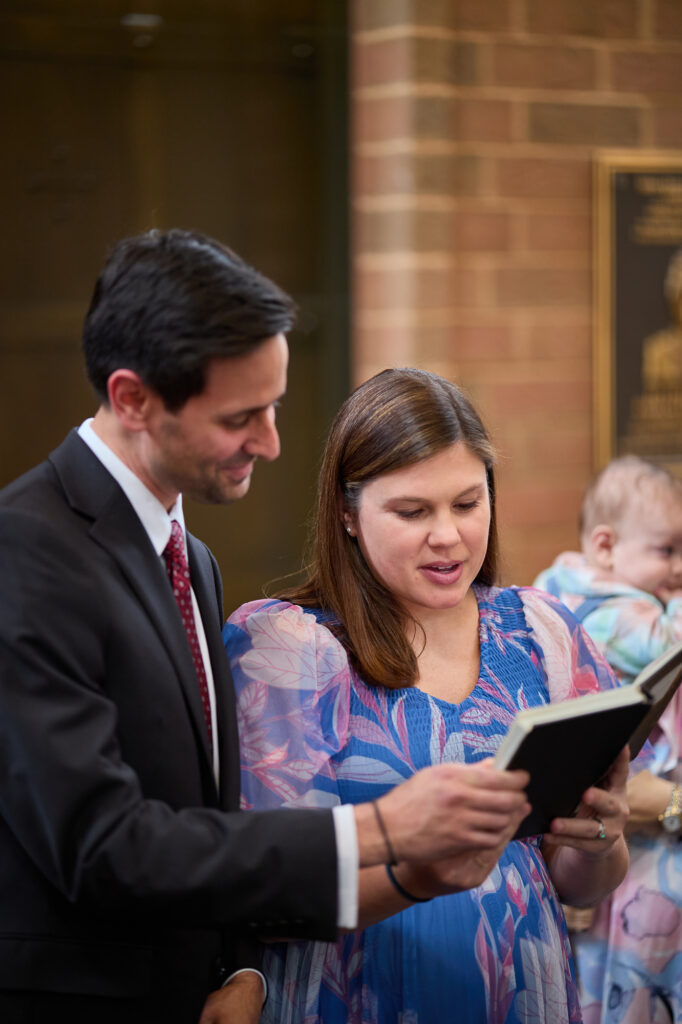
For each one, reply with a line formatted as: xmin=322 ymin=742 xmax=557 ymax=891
xmin=278 ymin=368 xmax=498 ymax=689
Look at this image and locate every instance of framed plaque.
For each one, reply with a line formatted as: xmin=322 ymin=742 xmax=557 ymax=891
xmin=594 ymin=150 xmax=682 ymax=473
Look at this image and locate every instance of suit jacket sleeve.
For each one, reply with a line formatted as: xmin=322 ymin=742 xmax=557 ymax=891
xmin=0 ymin=490 xmax=338 ymax=943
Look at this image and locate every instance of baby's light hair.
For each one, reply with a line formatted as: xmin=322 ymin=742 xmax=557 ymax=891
xmin=580 ymin=455 xmax=682 ymax=548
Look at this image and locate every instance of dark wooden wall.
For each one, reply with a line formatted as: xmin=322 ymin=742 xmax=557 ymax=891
xmin=0 ymin=0 xmax=349 ymax=611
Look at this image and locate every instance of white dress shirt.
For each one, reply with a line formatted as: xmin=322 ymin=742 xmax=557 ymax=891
xmin=77 ymin=420 xmax=359 ymax=929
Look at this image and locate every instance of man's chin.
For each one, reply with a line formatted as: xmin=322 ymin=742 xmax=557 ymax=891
xmin=186 ymin=475 xmax=252 ymax=506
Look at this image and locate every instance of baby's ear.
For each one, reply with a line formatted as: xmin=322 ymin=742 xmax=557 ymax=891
xmin=589 ymin=524 xmax=616 ymax=570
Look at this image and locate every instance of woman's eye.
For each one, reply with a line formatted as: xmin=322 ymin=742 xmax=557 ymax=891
xmin=396 ymin=508 xmax=422 ymax=520
xmin=455 ymin=500 xmax=479 ymax=512
xmin=659 ymin=546 xmax=675 ymax=558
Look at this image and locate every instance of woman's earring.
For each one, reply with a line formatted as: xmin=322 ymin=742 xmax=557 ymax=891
xmin=346 ymin=525 xmax=352 ymax=535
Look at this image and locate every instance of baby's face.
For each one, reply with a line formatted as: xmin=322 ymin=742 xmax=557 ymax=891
xmin=610 ymin=493 xmax=682 ymax=598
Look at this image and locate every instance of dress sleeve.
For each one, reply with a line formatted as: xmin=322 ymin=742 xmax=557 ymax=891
xmin=518 ymin=586 xmax=654 ymax=771
xmin=518 ymin=586 xmax=620 ymax=703
xmin=223 ymin=600 xmax=352 ymax=811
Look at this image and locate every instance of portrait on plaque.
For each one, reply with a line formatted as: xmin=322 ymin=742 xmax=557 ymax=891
xmin=594 ymin=151 xmax=682 ymax=473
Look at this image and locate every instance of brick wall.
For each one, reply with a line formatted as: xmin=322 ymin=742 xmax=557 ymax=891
xmin=351 ymin=0 xmax=682 ymax=584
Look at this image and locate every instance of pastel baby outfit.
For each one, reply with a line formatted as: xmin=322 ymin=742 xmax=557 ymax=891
xmin=535 ymin=552 xmax=682 ymax=1024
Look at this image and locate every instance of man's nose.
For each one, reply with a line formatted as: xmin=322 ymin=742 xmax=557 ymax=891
xmin=245 ymin=407 xmax=280 ymax=462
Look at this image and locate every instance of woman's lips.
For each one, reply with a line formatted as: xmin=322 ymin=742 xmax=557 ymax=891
xmin=419 ymin=561 xmax=464 ymax=585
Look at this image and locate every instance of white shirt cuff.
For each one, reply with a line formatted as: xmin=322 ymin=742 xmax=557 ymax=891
xmin=332 ymin=803 xmax=358 ymax=929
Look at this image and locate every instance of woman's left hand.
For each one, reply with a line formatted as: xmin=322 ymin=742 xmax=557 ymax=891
xmin=542 ymin=745 xmax=630 ymax=858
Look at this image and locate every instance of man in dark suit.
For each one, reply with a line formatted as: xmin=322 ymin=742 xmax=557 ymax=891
xmin=0 ymin=230 xmax=528 ymax=1023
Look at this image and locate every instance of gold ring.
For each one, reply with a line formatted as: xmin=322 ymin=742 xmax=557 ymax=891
xmin=595 ymin=818 xmax=607 ymax=840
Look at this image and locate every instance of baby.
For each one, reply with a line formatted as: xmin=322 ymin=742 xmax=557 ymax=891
xmin=535 ymin=454 xmax=682 ymax=687
xmin=534 ymin=455 xmax=682 ymax=1024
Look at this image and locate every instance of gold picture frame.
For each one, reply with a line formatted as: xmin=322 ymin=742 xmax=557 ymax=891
xmin=593 ymin=149 xmax=682 ymax=473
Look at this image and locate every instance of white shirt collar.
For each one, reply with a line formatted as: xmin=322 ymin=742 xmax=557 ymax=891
xmin=78 ymin=418 xmax=185 ymax=556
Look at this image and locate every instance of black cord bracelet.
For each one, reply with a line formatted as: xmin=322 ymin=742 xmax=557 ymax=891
xmin=372 ymin=800 xmax=398 ymax=865
xmin=385 ymin=863 xmax=432 ymax=903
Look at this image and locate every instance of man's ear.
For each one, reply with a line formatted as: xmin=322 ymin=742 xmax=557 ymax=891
xmin=106 ymin=369 xmax=157 ymax=432
xmin=590 ymin=524 xmax=617 ymax=570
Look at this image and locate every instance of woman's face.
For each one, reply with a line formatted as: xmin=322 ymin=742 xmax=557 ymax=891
xmin=349 ymin=442 xmax=491 ymax=620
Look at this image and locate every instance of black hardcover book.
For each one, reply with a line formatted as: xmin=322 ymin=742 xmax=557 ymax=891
xmin=494 ymin=640 xmax=682 ymax=839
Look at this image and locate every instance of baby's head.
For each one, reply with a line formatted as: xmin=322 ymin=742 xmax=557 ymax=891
xmin=580 ymin=455 xmax=682 ymax=598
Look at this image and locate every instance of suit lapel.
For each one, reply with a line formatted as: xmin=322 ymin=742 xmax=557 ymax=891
xmin=50 ymin=432 xmax=217 ymax=793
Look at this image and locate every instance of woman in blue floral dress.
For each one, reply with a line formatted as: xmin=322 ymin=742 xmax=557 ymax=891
xmin=224 ymin=368 xmax=630 ymax=1024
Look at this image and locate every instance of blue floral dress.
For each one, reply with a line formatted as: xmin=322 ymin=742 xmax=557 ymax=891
xmin=224 ymin=585 xmax=619 ymax=1024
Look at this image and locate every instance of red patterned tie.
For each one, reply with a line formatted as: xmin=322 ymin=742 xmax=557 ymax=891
xmin=163 ymin=520 xmax=213 ymax=752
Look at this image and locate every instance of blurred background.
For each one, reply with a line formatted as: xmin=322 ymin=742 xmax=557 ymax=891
xmin=0 ymin=0 xmax=349 ymax=607
xmin=2 ymin=0 xmax=682 ymax=610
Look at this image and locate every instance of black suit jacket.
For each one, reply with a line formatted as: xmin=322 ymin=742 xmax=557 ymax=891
xmin=0 ymin=431 xmax=337 ymax=1019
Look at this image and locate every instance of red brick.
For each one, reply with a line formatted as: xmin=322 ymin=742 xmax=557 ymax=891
xmin=355 ymin=95 xmax=457 ymax=142
xmin=528 ymin=103 xmax=639 ymax=146
xmin=454 ymin=210 xmax=512 ymax=252
xmin=489 ymin=377 xmax=591 ymax=416
xmin=654 ymin=0 xmax=682 ymax=41
xmin=499 ymin=481 xmax=585 ymax=528
xmin=414 ymin=39 xmax=478 ymax=86
xmin=354 ymin=37 xmax=410 ymax=89
xmin=501 ymin=427 xmax=591 ymax=469
xmin=357 ymin=210 xmax=456 ymax=252
xmin=354 ymin=153 xmax=415 ymax=195
xmin=352 ymin=324 xmax=415 ymax=364
xmin=415 ymin=95 xmax=459 ymax=137
xmin=451 ymin=0 xmax=513 ymax=31
xmin=653 ymin=105 xmax=682 ymax=147
xmin=525 ymin=0 xmax=638 ymax=38
xmin=493 ymin=43 xmax=597 ymax=91
xmin=496 ymin=267 xmax=591 ymax=306
xmin=353 ymin=0 xmax=455 ymax=32
xmin=495 ymin=158 xmax=591 ymax=199
xmin=354 ymin=96 xmax=411 ymax=143
xmin=526 ymin=212 xmax=591 ymax=251
xmin=354 ymin=266 xmax=412 ymax=312
xmin=500 ymin=527 xmax=582 ymax=586
xmin=455 ymin=98 xmax=514 ymax=143
xmin=417 ymin=266 xmax=482 ymax=308
xmin=419 ymin=153 xmax=481 ymax=195
xmin=354 ymin=37 xmax=478 ymax=89
xmin=612 ymin=51 xmax=682 ymax=94
xmin=354 ymin=264 xmax=483 ymax=311
xmin=451 ymin=324 xmax=515 ymax=359
xmin=355 ymin=320 xmax=515 ymax=364
xmin=357 ymin=323 xmax=494 ymax=364
xmin=354 ymin=153 xmax=482 ymax=197
xmin=523 ymin=320 xmax=592 ymax=359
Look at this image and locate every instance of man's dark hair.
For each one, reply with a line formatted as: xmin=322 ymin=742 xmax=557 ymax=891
xmin=82 ymin=229 xmax=296 ymax=411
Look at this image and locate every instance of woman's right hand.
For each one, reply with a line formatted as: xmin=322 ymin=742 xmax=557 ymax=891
xmin=389 ymin=834 xmax=516 ymax=900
